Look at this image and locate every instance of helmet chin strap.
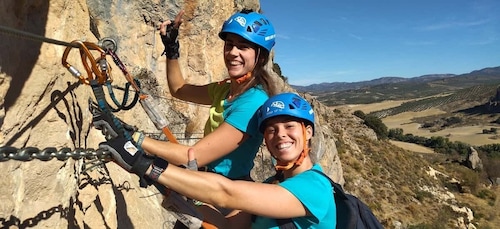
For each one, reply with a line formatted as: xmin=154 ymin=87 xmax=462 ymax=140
xmin=235 ymin=71 xmax=252 ymax=84
xmin=274 ymin=123 xmax=310 ymax=171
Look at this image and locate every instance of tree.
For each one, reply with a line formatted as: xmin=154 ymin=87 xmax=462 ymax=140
xmin=494 ymin=117 xmax=500 ymax=124
xmin=426 ymin=136 xmax=448 ymax=151
xmin=364 ymin=115 xmax=388 ymax=139
xmin=444 ymin=116 xmax=462 ymax=126
xmin=388 ymin=128 xmax=404 ymax=140
xmin=272 ymin=63 xmax=287 ymax=83
xmin=353 ymin=110 xmax=366 ymax=119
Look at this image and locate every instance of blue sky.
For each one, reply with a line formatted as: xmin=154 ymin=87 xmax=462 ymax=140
xmin=260 ymin=0 xmax=500 ymax=86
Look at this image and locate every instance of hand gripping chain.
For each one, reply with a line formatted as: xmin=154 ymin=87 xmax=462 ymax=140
xmin=0 ymin=146 xmax=111 ymax=162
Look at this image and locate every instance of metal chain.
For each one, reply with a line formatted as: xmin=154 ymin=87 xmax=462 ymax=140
xmin=0 ymin=146 xmax=111 ymax=162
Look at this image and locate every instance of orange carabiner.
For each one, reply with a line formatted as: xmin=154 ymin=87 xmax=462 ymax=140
xmin=61 ymin=40 xmax=111 ymax=85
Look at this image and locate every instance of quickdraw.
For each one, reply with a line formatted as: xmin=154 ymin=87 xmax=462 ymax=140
xmin=61 ymin=38 xmax=139 ymax=113
xmin=105 ymin=42 xmax=179 ymax=143
xmin=61 ymin=37 xmax=178 ymax=143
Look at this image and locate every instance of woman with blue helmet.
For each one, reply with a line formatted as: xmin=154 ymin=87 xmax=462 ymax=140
xmin=136 ymin=8 xmax=279 ymax=228
xmin=146 ymin=93 xmax=336 ymax=228
xmin=103 ymin=92 xmax=336 ymax=228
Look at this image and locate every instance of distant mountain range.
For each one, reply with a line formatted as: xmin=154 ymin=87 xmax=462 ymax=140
xmin=292 ymin=66 xmax=500 ymax=106
xmin=292 ymin=66 xmax=500 ymax=94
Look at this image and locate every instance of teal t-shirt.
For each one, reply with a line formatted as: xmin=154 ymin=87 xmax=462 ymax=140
xmin=252 ymin=164 xmax=337 ymax=228
xmin=204 ymin=82 xmax=268 ymax=179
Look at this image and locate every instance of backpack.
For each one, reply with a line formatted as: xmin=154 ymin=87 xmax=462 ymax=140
xmin=277 ymin=169 xmax=384 ymax=229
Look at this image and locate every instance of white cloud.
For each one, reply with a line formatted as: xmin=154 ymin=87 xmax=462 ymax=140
xmin=463 ymin=36 xmax=498 ymax=45
xmin=276 ymin=34 xmax=291 ymax=40
xmin=403 ymin=40 xmax=437 ymax=46
xmin=298 ymin=36 xmax=318 ymax=42
xmin=417 ymin=19 xmax=490 ymax=31
xmin=348 ymin=33 xmax=363 ymax=40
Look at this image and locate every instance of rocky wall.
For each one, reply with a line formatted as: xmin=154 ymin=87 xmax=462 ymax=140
xmin=0 ymin=0 xmax=342 ymax=228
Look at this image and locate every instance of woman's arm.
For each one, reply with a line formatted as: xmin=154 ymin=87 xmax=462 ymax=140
xmin=141 ymin=122 xmax=247 ymax=166
xmin=159 ymin=11 xmax=212 ymax=105
xmin=154 ymin=149 xmax=308 ymax=219
xmin=165 ymin=58 xmax=212 ymax=105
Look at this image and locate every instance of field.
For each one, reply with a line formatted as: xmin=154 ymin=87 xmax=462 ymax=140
xmin=334 ymin=99 xmax=499 ymax=149
xmin=319 ymin=71 xmax=500 ymax=227
xmin=388 ymin=140 xmax=435 ymax=154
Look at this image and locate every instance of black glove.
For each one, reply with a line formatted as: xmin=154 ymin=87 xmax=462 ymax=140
xmin=161 ymin=23 xmax=180 ymax=59
xmin=99 ymin=136 xmax=170 ymax=183
xmin=91 ymin=104 xmax=141 ymax=143
xmin=99 ymin=136 xmax=155 ymax=177
xmin=91 ymin=104 xmax=124 ymax=140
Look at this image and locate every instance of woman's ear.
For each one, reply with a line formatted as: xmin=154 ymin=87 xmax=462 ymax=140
xmin=257 ymin=48 xmax=269 ymax=65
xmin=258 ymin=57 xmax=265 ymax=64
xmin=305 ymin=125 xmax=313 ymax=140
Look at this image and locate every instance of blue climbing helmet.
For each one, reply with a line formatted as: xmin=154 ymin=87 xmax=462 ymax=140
xmin=219 ymin=10 xmax=276 ymax=52
xmin=258 ymin=92 xmax=315 ymax=133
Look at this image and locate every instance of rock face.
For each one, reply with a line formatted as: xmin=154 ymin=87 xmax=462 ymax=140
xmin=465 ymin=147 xmax=483 ymax=171
xmin=0 ymin=0 xmax=342 ymax=228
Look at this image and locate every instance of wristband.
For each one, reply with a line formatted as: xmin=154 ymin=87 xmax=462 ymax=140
xmin=147 ymin=158 xmax=169 ymax=181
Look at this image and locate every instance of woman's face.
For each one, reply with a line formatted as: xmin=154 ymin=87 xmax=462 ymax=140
xmin=263 ymin=116 xmax=313 ymax=162
xmin=223 ymin=34 xmax=257 ymax=78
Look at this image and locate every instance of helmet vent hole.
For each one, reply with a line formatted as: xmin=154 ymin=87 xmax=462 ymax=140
xmin=292 ymin=98 xmax=302 ymax=108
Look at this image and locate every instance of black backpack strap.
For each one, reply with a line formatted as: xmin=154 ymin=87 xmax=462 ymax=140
xmin=309 ymin=170 xmax=358 ymax=229
xmin=276 ymin=171 xmax=298 ymax=228
xmin=348 ymin=195 xmax=385 ymax=229
xmin=276 ymin=218 xmax=297 ymax=229
xmin=263 ymin=172 xmax=298 ymax=229
xmin=311 ymin=169 xmax=384 ymax=229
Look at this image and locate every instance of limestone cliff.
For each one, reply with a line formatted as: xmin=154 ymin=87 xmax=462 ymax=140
xmin=0 ymin=0 xmax=343 ymax=228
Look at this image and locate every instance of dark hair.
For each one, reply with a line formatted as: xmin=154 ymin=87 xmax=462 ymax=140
xmin=225 ymin=8 xmax=278 ymax=97
xmin=237 ymin=48 xmax=278 ymax=97
xmin=240 ymin=8 xmax=255 ymax=14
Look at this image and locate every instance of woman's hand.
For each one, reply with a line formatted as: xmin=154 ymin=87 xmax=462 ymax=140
xmin=186 ymin=148 xmax=198 ymax=171
xmin=160 ymin=10 xmax=184 ymax=31
xmin=159 ymin=11 xmax=184 ymax=59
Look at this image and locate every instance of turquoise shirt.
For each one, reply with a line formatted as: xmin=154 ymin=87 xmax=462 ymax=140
xmin=252 ymin=164 xmax=337 ymax=228
xmin=204 ymin=82 xmax=268 ymax=179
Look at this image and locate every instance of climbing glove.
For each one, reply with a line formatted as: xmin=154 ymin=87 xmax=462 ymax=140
xmin=91 ymin=105 xmax=126 ymax=140
xmin=91 ymin=106 xmax=145 ymax=150
xmin=99 ymin=136 xmax=169 ymax=182
xmin=99 ymin=136 xmax=155 ymax=176
xmin=161 ymin=23 xmax=180 ymax=59
xmin=91 ymin=104 xmax=152 ymax=177
xmin=90 ymin=103 xmax=167 ymax=182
